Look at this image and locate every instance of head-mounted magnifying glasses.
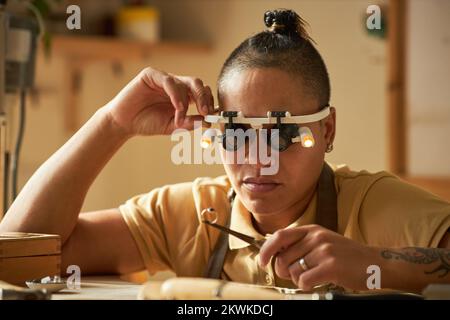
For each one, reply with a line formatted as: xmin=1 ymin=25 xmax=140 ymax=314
xmin=201 ymin=106 xmax=331 ymax=152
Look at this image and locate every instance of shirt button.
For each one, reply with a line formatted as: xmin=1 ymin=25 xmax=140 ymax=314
xmin=265 ymin=274 xmax=273 ymax=285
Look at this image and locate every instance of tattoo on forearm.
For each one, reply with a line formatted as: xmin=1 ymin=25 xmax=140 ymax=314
xmin=381 ymin=247 xmax=450 ymax=278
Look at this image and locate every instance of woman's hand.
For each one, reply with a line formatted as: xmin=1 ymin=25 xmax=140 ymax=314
xmin=258 ymin=224 xmax=380 ymax=291
xmin=104 ymin=67 xmax=215 ymax=136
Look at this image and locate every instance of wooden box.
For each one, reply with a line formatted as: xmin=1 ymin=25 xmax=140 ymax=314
xmin=0 ymin=232 xmax=61 ymax=286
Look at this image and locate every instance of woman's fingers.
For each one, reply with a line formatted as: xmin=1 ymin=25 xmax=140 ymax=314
xmin=274 ymin=237 xmax=316 ymax=280
xmin=142 ymin=69 xmax=189 ymax=127
xmin=142 ymin=68 xmax=185 ymax=111
xmin=295 ymin=261 xmax=335 ymax=291
xmin=204 ymin=85 xmax=215 ymax=114
xmin=142 ymin=68 xmax=213 ymax=128
xmin=164 ymin=78 xmax=190 ymax=128
xmin=287 ymin=243 xmax=337 ymax=290
xmin=288 ymin=247 xmax=323 ymax=286
xmin=176 ymin=76 xmax=214 ymax=116
xmin=259 ymin=227 xmax=310 ymax=267
xmin=175 ymin=115 xmax=205 ymax=131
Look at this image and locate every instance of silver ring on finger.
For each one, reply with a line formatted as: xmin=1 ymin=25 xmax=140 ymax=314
xmin=299 ymin=257 xmax=309 ymax=271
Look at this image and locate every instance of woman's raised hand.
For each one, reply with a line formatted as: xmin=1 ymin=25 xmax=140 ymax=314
xmin=105 ymin=67 xmax=215 ymax=136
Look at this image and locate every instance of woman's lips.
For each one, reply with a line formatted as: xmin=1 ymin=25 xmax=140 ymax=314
xmin=242 ymin=178 xmax=281 ymax=193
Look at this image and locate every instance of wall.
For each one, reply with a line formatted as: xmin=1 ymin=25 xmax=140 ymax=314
xmin=407 ymin=0 xmax=450 ymax=176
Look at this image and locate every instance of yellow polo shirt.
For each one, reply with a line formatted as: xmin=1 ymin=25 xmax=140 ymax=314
xmin=119 ymin=164 xmax=450 ymax=288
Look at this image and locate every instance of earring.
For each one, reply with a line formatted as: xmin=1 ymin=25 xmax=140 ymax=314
xmin=326 ymin=143 xmax=334 ymax=153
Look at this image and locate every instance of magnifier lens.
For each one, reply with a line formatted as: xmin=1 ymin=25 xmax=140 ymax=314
xmin=223 ymin=134 xmax=238 ymax=151
xmin=270 ymin=130 xmax=290 ymax=151
xmin=222 ymin=125 xmax=253 ymax=151
xmin=278 ymin=137 xmax=290 ymax=151
xmin=270 ymin=130 xmax=280 ymax=150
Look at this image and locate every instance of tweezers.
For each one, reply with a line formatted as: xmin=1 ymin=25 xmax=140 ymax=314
xmin=201 ymin=208 xmax=266 ymax=250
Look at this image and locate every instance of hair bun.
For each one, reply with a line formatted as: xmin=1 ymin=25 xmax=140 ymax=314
xmin=264 ymin=9 xmax=310 ymax=40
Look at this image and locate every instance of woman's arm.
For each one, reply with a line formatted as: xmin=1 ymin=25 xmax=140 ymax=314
xmin=0 ymin=67 xmax=214 ymax=274
xmin=258 ymin=225 xmax=450 ymax=293
xmin=378 ymin=231 xmax=450 ymax=292
xmin=0 ymin=107 xmax=129 ymax=242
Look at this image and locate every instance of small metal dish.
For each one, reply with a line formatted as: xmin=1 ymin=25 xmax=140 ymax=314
xmin=26 ymin=276 xmax=67 ymax=293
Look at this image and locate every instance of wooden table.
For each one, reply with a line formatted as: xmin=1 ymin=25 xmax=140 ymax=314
xmin=51 ymin=276 xmax=141 ymax=300
xmin=20 ymin=276 xmax=449 ymax=300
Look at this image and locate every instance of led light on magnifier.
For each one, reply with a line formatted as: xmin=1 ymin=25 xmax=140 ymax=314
xmin=201 ymin=128 xmax=218 ymax=149
xmin=299 ymin=127 xmax=315 ymax=148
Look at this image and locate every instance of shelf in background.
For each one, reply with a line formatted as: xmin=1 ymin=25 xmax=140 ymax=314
xmin=51 ymin=35 xmax=211 ymax=61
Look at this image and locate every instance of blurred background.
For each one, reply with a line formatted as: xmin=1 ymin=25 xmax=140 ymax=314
xmin=1 ymin=0 xmax=449 ymax=217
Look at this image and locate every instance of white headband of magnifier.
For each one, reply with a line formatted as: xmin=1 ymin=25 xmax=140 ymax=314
xmin=204 ymin=106 xmax=330 ymax=128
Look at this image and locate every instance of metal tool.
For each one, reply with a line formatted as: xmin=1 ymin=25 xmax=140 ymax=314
xmin=201 ymin=208 xmax=266 ymax=250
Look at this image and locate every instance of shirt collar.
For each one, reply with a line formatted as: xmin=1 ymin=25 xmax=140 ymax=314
xmin=228 ymin=192 xmax=318 ymax=250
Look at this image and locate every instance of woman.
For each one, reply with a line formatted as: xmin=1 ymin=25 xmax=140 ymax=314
xmin=1 ymin=9 xmax=449 ymax=293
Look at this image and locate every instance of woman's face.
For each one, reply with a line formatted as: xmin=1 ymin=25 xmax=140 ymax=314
xmin=219 ymin=68 xmax=335 ymax=215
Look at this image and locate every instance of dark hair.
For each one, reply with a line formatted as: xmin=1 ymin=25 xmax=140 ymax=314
xmin=218 ymin=9 xmax=330 ymax=108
